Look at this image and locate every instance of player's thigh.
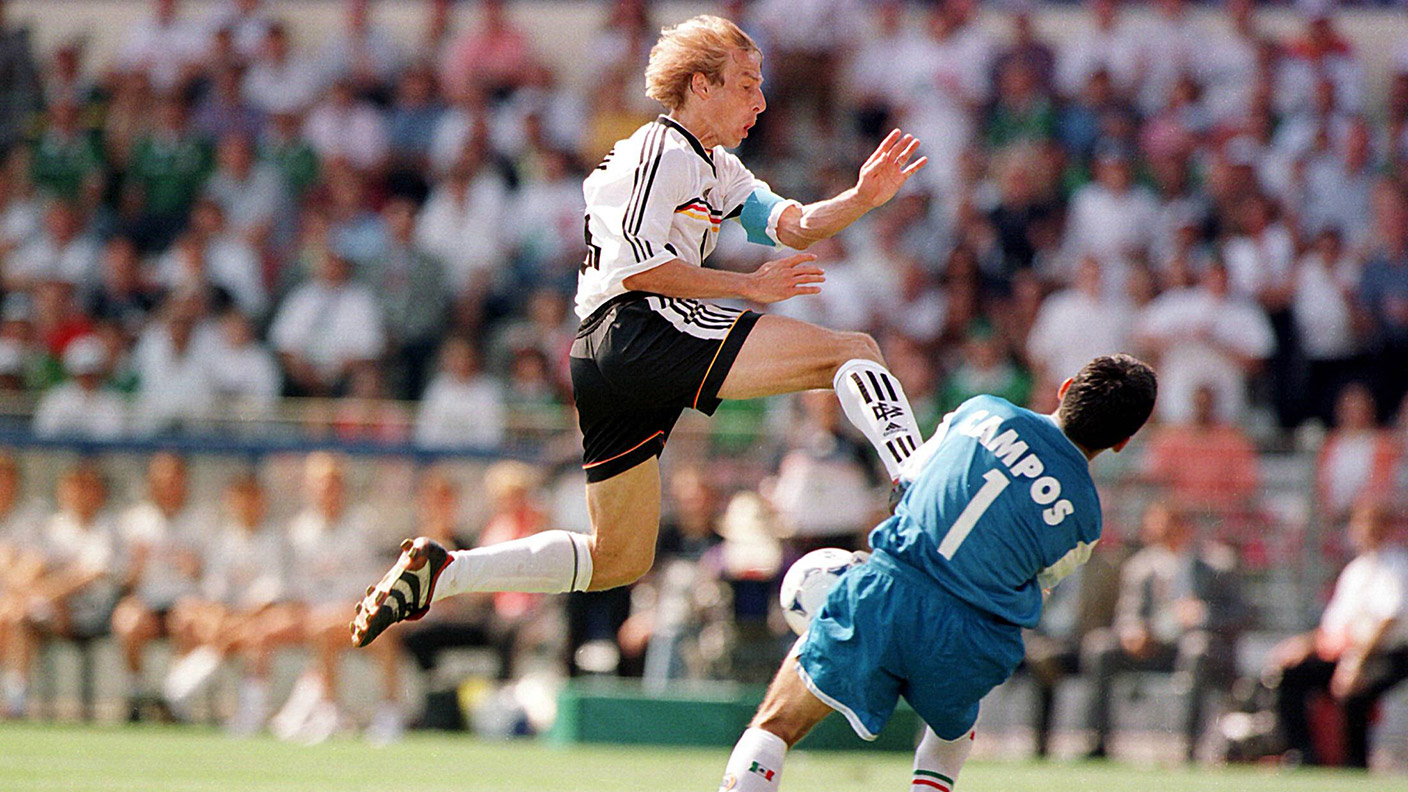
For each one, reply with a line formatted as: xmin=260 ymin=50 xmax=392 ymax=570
xmin=584 ymin=455 xmax=661 ymax=590
xmin=717 ymin=314 xmax=880 ymax=400
xmin=750 ymin=655 xmax=838 ymax=747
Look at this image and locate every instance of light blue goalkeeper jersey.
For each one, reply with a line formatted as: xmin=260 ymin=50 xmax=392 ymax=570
xmin=869 ymin=395 xmax=1102 ymax=629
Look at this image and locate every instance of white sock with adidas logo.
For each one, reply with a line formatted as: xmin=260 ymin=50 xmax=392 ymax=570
xmin=719 ymin=727 xmax=787 ymax=792
xmin=833 ymin=358 xmax=923 ymax=480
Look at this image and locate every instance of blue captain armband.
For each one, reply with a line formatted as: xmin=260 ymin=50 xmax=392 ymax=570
xmin=737 ymin=186 xmax=801 ymax=246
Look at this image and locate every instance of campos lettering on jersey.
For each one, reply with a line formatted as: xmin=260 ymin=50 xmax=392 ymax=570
xmin=957 ymin=409 xmax=1075 ymax=526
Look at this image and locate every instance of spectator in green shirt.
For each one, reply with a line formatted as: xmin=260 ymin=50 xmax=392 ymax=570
xmin=124 ymin=95 xmax=213 ymax=251
xmin=939 ymin=322 xmax=1033 ymax=412
xmin=30 ymin=101 xmax=104 ymax=206
xmin=259 ymin=110 xmax=319 ymax=199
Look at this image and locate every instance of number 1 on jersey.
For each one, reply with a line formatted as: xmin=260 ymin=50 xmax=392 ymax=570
xmin=937 ymin=469 xmax=1010 ymax=560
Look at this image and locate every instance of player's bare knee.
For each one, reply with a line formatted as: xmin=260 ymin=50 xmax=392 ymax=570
xmin=593 ymin=543 xmax=655 ymax=589
xmin=830 ymin=331 xmax=882 ymax=372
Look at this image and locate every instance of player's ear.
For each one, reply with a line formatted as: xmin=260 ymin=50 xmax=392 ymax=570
xmin=690 ymin=71 xmax=712 ymax=100
xmin=1110 ymin=437 xmax=1131 ymax=454
xmin=1056 ymin=377 xmax=1074 ymax=402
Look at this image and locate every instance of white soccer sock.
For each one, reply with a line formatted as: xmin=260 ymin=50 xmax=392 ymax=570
xmin=433 ymin=530 xmax=593 ymax=601
xmin=911 ymin=726 xmax=975 ymax=792
xmin=718 ymin=727 xmax=788 ymax=792
xmin=833 ymin=358 xmax=923 ymax=480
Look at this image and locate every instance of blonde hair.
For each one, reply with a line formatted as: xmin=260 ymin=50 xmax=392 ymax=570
xmin=645 ymin=15 xmax=760 ymax=111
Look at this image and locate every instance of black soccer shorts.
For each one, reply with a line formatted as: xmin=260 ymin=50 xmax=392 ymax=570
xmin=570 ymin=292 xmax=761 ymax=482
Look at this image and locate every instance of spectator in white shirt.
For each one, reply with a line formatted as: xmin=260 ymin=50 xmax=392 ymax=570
xmin=270 ymin=453 xmax=402 ymax=744
xmin=0 ymin=463 xmax=120 ymax=718
xmin=156 ymin=216 xmax=264 ymax=321
xmin=768 ymin=390 xmax=882 ymax=547
xmin=203 ymin=134 xmax=285 ymax=250
xmin=131 ymin=295 xmax=217 ymax=435
xmin=7 ymin=200 xmax=99 ymax=292
xmin=33 ymin=335 xmax=126 ymax=439
xmin=1275 ymin=7 xmax=1363 ymax=118
xmin=118 ymin=0 xmax=206 ymax=93
xmin=1027 ymin=257 xmax=1135 ymax=393
xmin=318 ymin=0 xmax=403 ymax=96
xmin=303 ymin=78 xmax=388 ymax=174
xmin=204 ymin=0 xmax=274 ymax=61
xmin=1134 ymin=263 xmax=1275 ymax=425
xmin=1259 ymin=504 xmax=1408 ymax=768
xmin=415 ymin=337 xmax=506 ymax=449
xmin=242 ymin=23 xmax=323 ymax=115
xmin=1294 ymin=228 xmax=1364 ymax=424
xmin=269 ymin=248 xmax=385 ymax=396
xmin=1064 ymin=143 xmax=1158 ymax=277
xmin=1222 ymin=194 xmax=1295 ymax=308
xmin=201 ymin=310 xmax=280 ymax=414
xmin=1299 ymin=119 xmax=1375 ymax=248
xmin=1055 ymin=0 xmax=1140 ymax=100
xmin=110 ymin=452 xmax=209 ymax=720
xmin=414 ymin=148 xmax=507 ymax=296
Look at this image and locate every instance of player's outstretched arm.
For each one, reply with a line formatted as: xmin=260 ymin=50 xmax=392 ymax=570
xmin=621 ymin=254 xmax=823 ymax=304
xmin=774 ymin=129 xmax=928 ymax=250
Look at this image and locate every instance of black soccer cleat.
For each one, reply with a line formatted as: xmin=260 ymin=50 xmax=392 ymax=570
xmin=350 ymin=537 xmax=451 ymax=648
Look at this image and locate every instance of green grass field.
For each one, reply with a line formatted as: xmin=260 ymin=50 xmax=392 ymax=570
xmin=0 ymin=723 xmax=1399 ymax=792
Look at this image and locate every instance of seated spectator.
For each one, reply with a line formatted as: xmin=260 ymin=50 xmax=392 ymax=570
xmin=1134 ymin=263 xmax=1275 ymax=425
xmin=390 ymin=469 xmax=491 ymax=728
xmin=1358 ymin=183 xmax=1408 ymax=414
xmin=1063 ymin=142 xmax=1157 ymax=274
xmin=1257 ymin=504 xmax=1408 ymax=768
xmin=1317 ymin=384 xmax=1399 ymax=529
xmin=1027 ymin=257 xmax=1135 ymax=394
xmin=324 ymin=165 xmax=386 ymax=269
xmin=33 ymin=336 xmax=126 ymax=439
xmin=0 ymin=453 xmax=44 ymax=603
xmin=414 ymin=147 xmax=508 ymax=297
xmin=438 ymin=0 xmax=539 ymax=102
xmin=110 ymin=453 xmax=207 ymax=721
xmin=1055 ymin=0 xmax=1139 ymax=101
xmin=0 ymin=168 xmax=41 ymax=262
xmin=30 ymin=101 xmax=105 ymax=205
xmin=201 ymin=310 xmax=280 ymax=414
xmin=367 ymin=197 xmax=449 ymax=399
xmin=258 ymin=109 xmax=320 ymax=200
xmin=203 ymin=134 xmax=284 ymax=250
xmin=124 ymin=95 xmax=214 ymax=252
xmin=192 ymin=64 xmax=263 ymax=143
xmin=204 ymin=0 xmax=275 ymax=61
xmin=270 ymin=453 xmax=402 ymax=744
xmin=269 ymin=248 xmax=385 ymax=397
xmin=130 ymin=294 xmax=217 ymax=434
xmin=242 ymin=23 xmax=322 ymax=116
xmin=414 ymin=337 xmax=505 ymax=449
xmin=86 ymin=236 xmax=163 ymax=337
xmin=768 ymin=390 xmax=883 ymax=552
xmin=7 ymin=200 xmax=100 ymax=292
xmin=1081 ymin=503 xmax=1246 ymax=762
xmin=0 ymin=463 xmax=120 ymax=718
xmin=302 ymin=78 xmax=388 ymax=174
xmin=1293 ymin=227 xmax=1364 ymax=425
xmin=318 ymin=0 xmax=403 ymax=98
xmin=385 ymin=65 xmax=445 ymax=177
xmin=162 ymin=472 xmax=294 ymax=734
xmin=986 ymin=60 xmax=1056 ymax=149
xmin=939 ymin=323 xmax=1033 ymax=412
xmin=118 ymin=0 xmax=206 ymax=94
xmin=1142 ymin=384 xmax=1261 ymax=514
xmin=1023 ymin=549 xmax=1122 ymax=759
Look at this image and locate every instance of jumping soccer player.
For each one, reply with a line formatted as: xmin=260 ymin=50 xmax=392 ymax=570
xmin=351 ymin=15 xmax=928 ymax=647
xmin=716 ymin=354 xmax=1157 ymax=792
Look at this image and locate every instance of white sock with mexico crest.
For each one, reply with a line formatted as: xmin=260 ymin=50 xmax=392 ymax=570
xmin=718 ymin=727 xmax=787 ymax=792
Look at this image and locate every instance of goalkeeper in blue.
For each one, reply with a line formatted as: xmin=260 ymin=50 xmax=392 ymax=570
xmin=718 ymin=354 xmax=1157 ymax=792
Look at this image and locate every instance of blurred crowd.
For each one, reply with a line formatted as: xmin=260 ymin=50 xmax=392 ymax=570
xmin=0 ymin=0 xmax=1405 ymax=449
xmin=1 ymin=0 xmax=1408 ymax=768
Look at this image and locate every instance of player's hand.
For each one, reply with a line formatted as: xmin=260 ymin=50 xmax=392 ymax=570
xmin=742 ymin=253 xmax=823 ymax=304
xmin=855 ymin=129 xmax=928 ymax=209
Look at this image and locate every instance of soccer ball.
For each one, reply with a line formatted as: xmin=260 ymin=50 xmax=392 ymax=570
xmin=779 ymin=548 xmax=866 ymax=635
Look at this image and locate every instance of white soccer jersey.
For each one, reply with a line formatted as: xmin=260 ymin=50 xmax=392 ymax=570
xmin=577 ymin=115 xmax=800 ymax=319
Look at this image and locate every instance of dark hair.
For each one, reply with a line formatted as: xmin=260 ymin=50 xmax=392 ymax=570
xmin=1057 ymin=354 xmax=1157 ymax=451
